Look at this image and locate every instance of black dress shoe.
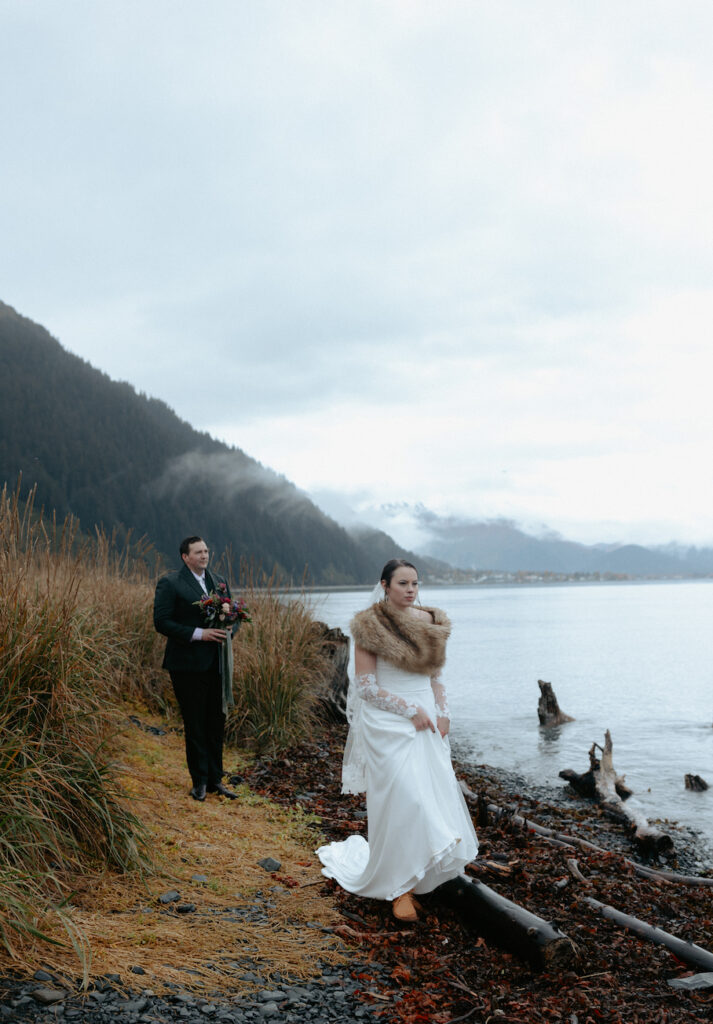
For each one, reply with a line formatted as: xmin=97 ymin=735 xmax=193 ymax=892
xmin=207 ymin=782 xmax=238 ymax=799
xmin=190 ymin=783 xmax=207 ymax=801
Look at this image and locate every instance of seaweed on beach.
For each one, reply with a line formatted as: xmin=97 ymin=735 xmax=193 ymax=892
xmin=243 ymin=727 xmax=713 ymax=1024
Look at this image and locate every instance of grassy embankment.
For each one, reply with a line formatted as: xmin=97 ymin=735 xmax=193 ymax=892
xmin=0 ymin=486 xmax=344 ymax=993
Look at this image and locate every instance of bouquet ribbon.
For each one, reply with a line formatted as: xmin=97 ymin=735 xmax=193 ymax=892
xmin=220 ymin=632 xmax=235 ymax=716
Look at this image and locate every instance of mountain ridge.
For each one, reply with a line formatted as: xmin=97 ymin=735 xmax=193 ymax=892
xmin=337 ymin=503 xmax=713 ymax=577
xmin=0 ymin=300 xmax=439 ymax=584
xmin=4 ymin=300 xmax=711 ymax=581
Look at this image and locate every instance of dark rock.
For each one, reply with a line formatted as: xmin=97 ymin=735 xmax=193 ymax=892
xmin=121 ymin=997 xmax=149 ymax=1012
xmin=257 ymin=858 xmax=281 ymax=872
xmin=33 ymin=970 xmax=56 ymax=983
xmin=130 ymin=965 xmax=147 ymax=975
xmin=31 ymin=989 xmax=67 ymax=1005
xmin=284 ymin=986 xmax=312 ymax=1001
xmin=177 ymin=903 xmax=197 ymax=913
xmin=312 ymin=622 xmax=349 ymax=723
xmin=159 ymin=890 xmax=181 ymax=903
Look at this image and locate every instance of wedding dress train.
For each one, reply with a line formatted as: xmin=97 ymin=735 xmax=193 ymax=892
xmin=317 ymin=657 xmax=478 ymax=900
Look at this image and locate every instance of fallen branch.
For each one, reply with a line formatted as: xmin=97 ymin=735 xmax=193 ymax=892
xmin=583 ymin=896 xmax=713 ymax=972
xmin=559 ymin=730 xmax=673 ymax=857
xmin=468 ymin=858 xmax=519 ymax=879
xmin=439 ymin=874 xmax=578 ymax=970
xmin=458 ymin=780 xmax=713 ymax=887
xmin=566 ymin=859 xmax=589 ymax=884
xmin=632 ymin=864 xmax=713 ymax=886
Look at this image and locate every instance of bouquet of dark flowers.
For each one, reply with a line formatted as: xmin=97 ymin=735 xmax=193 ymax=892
xmin=194 ymin=582 xmax=251 ymax=628
xmin=193 ymin=582 xmax=250 ymax=713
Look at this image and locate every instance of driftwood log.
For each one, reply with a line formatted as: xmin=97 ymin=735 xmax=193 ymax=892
xmin=439 ymin=874 xmax=578 ymax=970
xmin=584 ymin=896 xmax=713 ymax=972
xmin=459 ymin=779 xmax=713 ymax=887
xmin=559 ymin=730 xmax=673 ymax=857
xmin=537 ymin=679 xmax=574 ymax=726
xmin=454 ymin=782 xmax=713 ymax=980
xmin=313 ymin=622 xmax=349 ymax=722
xmin=559 ymin=735 xmax=632 ymax=802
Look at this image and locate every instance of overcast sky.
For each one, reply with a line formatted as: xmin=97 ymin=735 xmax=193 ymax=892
xmin=3 ymin=1 xmax=713 ymax=546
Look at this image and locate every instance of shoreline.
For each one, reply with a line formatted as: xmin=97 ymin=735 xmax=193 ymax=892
xmin=451 ymin=748 xmax=713 ymax=877
xmin=3 ymin=717 xmax=713 ymax=1023
xmin=302 ymin=576 xmax=713 ymax=594
xmin=240 ymin=724 xmax=713 ymax=1022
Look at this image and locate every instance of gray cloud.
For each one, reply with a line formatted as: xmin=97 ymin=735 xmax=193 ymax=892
xmin=3 ymin=2 xmax=713 ymax=543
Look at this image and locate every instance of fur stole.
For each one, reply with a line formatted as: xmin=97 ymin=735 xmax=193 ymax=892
xmin=350 ymin=602 xmax=451 ymax=675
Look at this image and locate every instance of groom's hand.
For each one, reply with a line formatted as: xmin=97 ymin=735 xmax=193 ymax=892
xmin=202 ymin=628 xmax=228 ymax=643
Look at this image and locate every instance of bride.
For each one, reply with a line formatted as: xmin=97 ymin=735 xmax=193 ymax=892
xmin=317 ymin=559 xmax=478 ymax=922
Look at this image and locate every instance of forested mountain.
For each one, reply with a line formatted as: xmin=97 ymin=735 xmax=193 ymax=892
xmin=0 ymin=301 xmax=435 ymax=584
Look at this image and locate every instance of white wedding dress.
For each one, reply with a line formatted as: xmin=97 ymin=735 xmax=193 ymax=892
xmin=317 ymin=657 xmax=478 ymax=900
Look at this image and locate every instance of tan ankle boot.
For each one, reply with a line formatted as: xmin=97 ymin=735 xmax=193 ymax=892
xmin=392 ymin=890 xmax=418 ymax=922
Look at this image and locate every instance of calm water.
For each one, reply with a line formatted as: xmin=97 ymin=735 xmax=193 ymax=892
xmin=312 ymin=581 xmax=713 ymax=842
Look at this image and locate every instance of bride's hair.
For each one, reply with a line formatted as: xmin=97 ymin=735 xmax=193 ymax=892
xmin=380 ymin=558 xmax=418 ymax=587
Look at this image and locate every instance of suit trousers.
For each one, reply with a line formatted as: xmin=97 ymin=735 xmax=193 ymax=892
xmin=170 ymin=668 xmax=225 ymax=787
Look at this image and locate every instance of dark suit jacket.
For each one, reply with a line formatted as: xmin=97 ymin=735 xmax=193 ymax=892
xmin=153 ymin=565 xmax=233 ymax=674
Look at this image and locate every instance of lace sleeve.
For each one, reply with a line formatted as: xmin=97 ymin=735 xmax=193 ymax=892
xmin=430 ymin=670 xmax=450 ymax=718
xmin=355 ymin=673 xmax=419 ymax=719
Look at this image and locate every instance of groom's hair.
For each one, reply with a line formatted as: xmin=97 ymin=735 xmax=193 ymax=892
xmin=180 ymin=535 xmax=204 ymax=557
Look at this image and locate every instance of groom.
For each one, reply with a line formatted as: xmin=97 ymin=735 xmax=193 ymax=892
xmin=153 ymin=536 xmax=239 ymax=802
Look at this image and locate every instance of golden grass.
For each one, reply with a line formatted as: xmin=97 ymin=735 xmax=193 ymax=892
xmin=226 ymin=574 xmax=331 ymax=753
xmin=0 ymin=712 xmax=346 ymax=996
xmin=0 ymin=485 xmax=344 ymax=992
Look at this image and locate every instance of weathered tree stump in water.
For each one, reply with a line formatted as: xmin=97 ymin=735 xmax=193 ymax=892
xmin=559 ymin=730 xmax=673 ymax=858
xmin=685 ymin=773 xmax=709 ymax=791
xmin=559 ymin=737 xmax=632 ymax=802
xmin=537 ymin=679 xmax=574 ymax=725
xmin=312 ymin=623 xmax=350 ymax=723
xmin=439 ymin=875 xmax=578 ymax=970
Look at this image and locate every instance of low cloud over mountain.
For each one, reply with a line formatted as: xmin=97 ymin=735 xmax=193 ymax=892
xmin=314 ymin=497 xmax=713 ymax=577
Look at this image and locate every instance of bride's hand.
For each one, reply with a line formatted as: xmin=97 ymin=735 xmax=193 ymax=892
xmin=437 ymin=716 xmax=450 ymax=738
xmin=411 ymin=708 xmax=435 ymax=732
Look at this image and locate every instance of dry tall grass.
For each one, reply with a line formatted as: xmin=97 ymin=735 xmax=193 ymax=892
xmin=0 ymin=485 xmax=336 ymax=974
xmin=0 ymin=485 xmax=154 ymax=959
xmin=227 ymin=571 xmax=332 ymax=753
